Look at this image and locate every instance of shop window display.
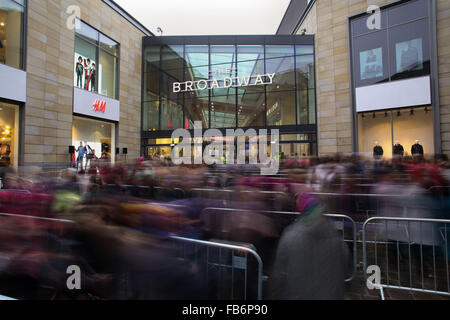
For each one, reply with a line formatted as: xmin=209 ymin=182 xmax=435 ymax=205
xmin=72 ymin=116 xmax=115 ymax=169
xmin=74 ymin=20 xmax=119 ymax=99
xmin=0 ymin=102 xmax=18 ymax=167
xmin=0 ymin=0 xmax=24 ymax=69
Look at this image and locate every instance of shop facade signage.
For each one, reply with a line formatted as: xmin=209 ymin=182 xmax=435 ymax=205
xmin=173 ymin=72 xmax=276 ymax=93
xmin=73 ymin=87 xmax=119 ymax=121
xmin=93 ymin=99 xmax=106 ymax=113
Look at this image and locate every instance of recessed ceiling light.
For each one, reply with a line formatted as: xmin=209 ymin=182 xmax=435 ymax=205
xmin=0 ymin=22 xmax=4 ymax=27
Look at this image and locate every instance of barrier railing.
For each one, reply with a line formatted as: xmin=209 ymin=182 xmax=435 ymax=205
xmin=169 ymin=236 xmax=263 ymax=300
xmin=305 ymin=192 xmax=406 ymax=219
xmin=0 ymin=212 xmax=261 ymax=300
xmin=362 ymin=217 xmax=450 ymax=300
xmin=201 ymin=207 xmax=357 ymax=282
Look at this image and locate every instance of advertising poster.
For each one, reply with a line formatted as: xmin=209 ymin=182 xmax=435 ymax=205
xmin=74 ymin=53 xmax=99 ymax=92
xmin=396 ymin=38 xmax=423 ymax=73
xmin=360 ymin=48 xmax=383 ymax=80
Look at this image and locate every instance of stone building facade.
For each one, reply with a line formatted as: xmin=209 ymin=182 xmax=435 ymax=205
xmin=279 ymin=0 xmax=450 ymax=157
xmin=0 ymin=0 xmax=150 ymax=168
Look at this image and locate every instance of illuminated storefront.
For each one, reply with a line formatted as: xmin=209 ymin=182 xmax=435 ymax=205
xmin=349 ymin=0 xmax=438 ymax=158
xmin=142 ymin=35 xmax=318 ymax=159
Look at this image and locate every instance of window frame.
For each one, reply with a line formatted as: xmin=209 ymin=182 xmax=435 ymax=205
xmin=74 ymin=19 xmax=120 ymax=100
xmin=0 ymin=0 xmax=26 ymax=70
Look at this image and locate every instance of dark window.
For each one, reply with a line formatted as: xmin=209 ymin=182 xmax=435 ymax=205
xmin=389 ymin=18 xmax=430 ymax=81
xmin=353 ymin=30 xmax=389 ymax=87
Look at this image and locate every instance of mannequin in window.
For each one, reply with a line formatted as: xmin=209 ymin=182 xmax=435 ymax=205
xmin=411 ymin=140 xmax=424 ymax=158
xmin=373 ymin=142 xmax=383 ymax=160
xmin=393 ymin=141 xmax=404 ymax=157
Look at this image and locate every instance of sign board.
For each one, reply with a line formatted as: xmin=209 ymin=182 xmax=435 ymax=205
xmin=356 ymin=76 xmax=431 ymax=112
xmin=73 ymin=87 xmax=120 ymax=121
xmin=0 ymin=64 xmax=26 ymax=103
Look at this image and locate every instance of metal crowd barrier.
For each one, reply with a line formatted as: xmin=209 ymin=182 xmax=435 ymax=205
xmin=191 ymin=188 xmax=287 ymax=201
xmin=201 ymin=207 xmax=357 ymax=282
xmin=305 ymin=192 xmax=406 ymax=219
xmin=0 ymin=211 xmax=261 ymax=300
xmin=362 ymin=217 xmax=450 ymax=300
xmin=169 ymin=236 xmax=263 ymax=300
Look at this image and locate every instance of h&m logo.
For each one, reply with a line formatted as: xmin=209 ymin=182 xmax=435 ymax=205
xmin=93 ymin=100 xmax=106 ymax=113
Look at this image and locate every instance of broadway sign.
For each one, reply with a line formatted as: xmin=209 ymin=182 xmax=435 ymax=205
xmin=173 ymin=73 xmax=276 ymax=93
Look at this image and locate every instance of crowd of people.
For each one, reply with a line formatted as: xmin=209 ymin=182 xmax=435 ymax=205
xmin=0 ymin=153 xmax=448 ymax=300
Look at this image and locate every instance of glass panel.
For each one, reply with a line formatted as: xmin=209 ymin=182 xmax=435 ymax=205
xmin=99 ymin=51 xmax=117 ymax=98
xmin=211 ymin=95 xmax=236 ymax=128
xmin=308 ymin=89 xmax=316 ymax=125
xmin=74 ymin=36 xmax=97 ymax=92
xmin=144 ymin=70 xmax=160 ymax=99
xmin=281 ymin=134 xmax=311 ymax=141
xmin=388 ymin=0 xmax=428 ymax=27
xmin=144 ymin=46 xmax=160 ymax=73
xmin=147 ymin=146 xmax=172 ymax=160
xmin=237 ymin=45 xmax=264 ymax=62
xmin=211 ymin=45 xmax=235 ymax=65
xmin=266 ymin=91 xmax=296 ymax=126
xmin=352 ymin=29 xmax=389 ymax=88
xmin=295 ymin=45 xmax=314 ymax=55
xmin=357 ymin=110 xmax=392 ymax=158
xmin=389 ymin=19 xmax=430 ymax=81
xmin=265 ymin=45 xmax=294 ymax=59
xmin=351 ymin=10 xmax=388 ymax=37
xmin=162 ymin=45 xmax=184 ymax=71
xmin=72 ymin=117 xmax=114 ymax=163
xmin=0 ymin=0 xmax=24 ymax=69
xmin=143 ymin=100 xmax=160 ymax=131
xmin=185 ymin=45 xmax=209 ymax=67
xmin=99 ymin=34 xmax=118 ymax=56
xmin=279 ymin=143 xmax=311 ymax=159
xmin=237 ymin=59 xmax=265 ymax=93
xmin=184 ymin=65 xmax=209 ymax=99
xmin=0 ymin=102 xmax=18 ymax=167
xmin=210 ymin=63 xmax=236 ymax=96
xmin=266 ymin=56 xmax=296 ymax=92
xmin=296 ymin=55 xmax=315 ymax=90
xmin=185 ymin=96 xmax=209 ymax=129
xmin=238 ymin=92 xmax=265 ymax=127
xmin=161 ymin=98 xmax=183 ymax=130
xmin=392 ymin=106 xmax=434 ymax=157
xmin=161 ymin=72 xmax=183 ymax=101
xmin=75 ymin=19 xmax=99 ymax=44
xmin=297 ymin=89 xmax=316 ymax=125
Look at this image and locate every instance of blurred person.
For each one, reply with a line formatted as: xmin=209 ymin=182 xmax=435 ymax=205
xmin=76 ymin=141 xmax=86 ymax=173
xmin=269 ymin=195 xmax=349 ymax=300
